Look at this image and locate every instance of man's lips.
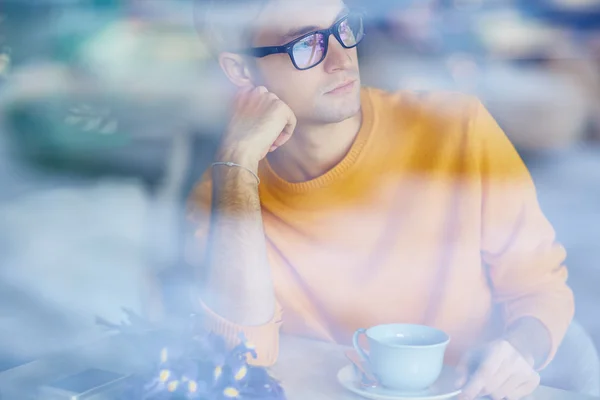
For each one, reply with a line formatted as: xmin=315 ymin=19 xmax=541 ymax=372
xmin=325 ymin=79 xmax=357 ymax=94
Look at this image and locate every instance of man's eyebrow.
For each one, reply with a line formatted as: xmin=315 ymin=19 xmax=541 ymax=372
xmin=282 ymin=25 xmax=319 ymax=40
xmin=281 ymin=7 xmax=349 ymax=40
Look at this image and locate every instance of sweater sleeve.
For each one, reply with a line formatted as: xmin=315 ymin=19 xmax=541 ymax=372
xmin=198 ymin=299 xmax=283 ymax=366
xmin=186 ymin=174 xmax=283 ymax=367
xmin=474 ymin=100 xmax=575 ymax=369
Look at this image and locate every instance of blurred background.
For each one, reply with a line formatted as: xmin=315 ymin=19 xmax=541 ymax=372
xmin=0 ymin=0 xmax=599 ymax=378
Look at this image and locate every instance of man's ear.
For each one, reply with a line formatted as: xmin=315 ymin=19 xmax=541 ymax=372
xmin=218 ymin=52 xmax=255 ymax=88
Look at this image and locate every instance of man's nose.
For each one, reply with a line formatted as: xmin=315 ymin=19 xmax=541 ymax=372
xmin=323 ymin=35 xmax=352 ymax=73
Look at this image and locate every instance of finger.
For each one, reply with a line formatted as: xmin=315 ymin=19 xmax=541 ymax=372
xmin=505 ymin=374 xmax=540 ymax=400
xmin=282 ymin=109 xmax=297 ymax=137
xmin=456 ymin=346 xmax=487 ymax=388
xmin=461 ymin=351 xmax=504 ymax=400
xmin=491 ymin=371 xmax=538 ymax=400
xmin=455 ymin=353 xmax=472 ymax=388
xmin=254 ymin=85 xmax=268 ymax=94
xmin=491 ymin=378 xmax=521 ymax=400
xmin=460 ymin=373 xmax=486 ymax=400
xmin=249 ymin=86 xmax=268 ymax=107
xmin=269 ymin=129 xmax=293 ymax=153
xmin=479 ymin=356 xmax=513 ymax=397
xmin=272 ymin=132 xmax=291 ymax=148
xmin=268 ymin=98 xmax=296 ymax=144
xmin=233 ymin=86 xmax=254 ymax=108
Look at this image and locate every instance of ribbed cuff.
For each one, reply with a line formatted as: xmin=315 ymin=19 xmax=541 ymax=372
xmin=199 ymin=300 xmax=283 ymax=367
xmin=504 ymin=296 xmax=574 ymax=370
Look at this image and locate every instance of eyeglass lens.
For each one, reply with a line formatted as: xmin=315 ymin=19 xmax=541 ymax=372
xmin=291 ymin=14 xmax=364 ymax=70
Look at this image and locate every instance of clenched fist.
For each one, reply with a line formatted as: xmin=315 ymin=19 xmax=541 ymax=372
xmin=457 ymin=340 xmax=540 ymax=400
xmin=217 ymin=86 xmax=297 ymax=171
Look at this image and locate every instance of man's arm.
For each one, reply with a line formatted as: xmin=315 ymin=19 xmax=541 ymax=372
xmin=189 ymin=86 xmax=297 ymax=366
xmin=504 ymin=317 xmax=551 ymax=370
xmin=475 ymin=99 xmax=574 ymax=368
xmin=188 ymin=160 xmax=282 ymax=367
xmin=202 ymin=155 xmax=275 ymax=326
xmin=458 ymin=99 xmax=574 ymax=400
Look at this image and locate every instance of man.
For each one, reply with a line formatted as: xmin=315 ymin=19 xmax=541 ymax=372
xmin=186 ymin=1 xmax=576 ymax=399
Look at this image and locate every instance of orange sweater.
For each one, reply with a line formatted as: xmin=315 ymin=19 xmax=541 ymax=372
xmin=187 ymin=87 xmax=574 ymax=368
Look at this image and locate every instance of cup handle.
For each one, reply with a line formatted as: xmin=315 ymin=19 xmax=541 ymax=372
xmin=352 ymin=328 xmax=370 ymax=363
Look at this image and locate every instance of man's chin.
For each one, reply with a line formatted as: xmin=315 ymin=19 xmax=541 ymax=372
xmin=314 ymin=93 xmax=361 ymax=123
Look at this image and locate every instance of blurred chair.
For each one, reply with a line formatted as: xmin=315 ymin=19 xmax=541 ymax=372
xmin=479 ymin=63 xmax=590 ymax=151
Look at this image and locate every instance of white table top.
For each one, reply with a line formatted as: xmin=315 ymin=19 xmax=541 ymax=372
xmin=274 ymin=335 xmax=598 ymax=400
xmin=0 ymin=333 xmax=596 ymax=400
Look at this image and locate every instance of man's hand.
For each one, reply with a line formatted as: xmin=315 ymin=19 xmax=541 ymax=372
xmin=217 ymin=85 xmax=297 ymax=170
xmin=457 ymin=340 xmax=541 ymax=400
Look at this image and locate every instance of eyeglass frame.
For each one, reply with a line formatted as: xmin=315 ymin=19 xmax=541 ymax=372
xmin=239 ymin=11 xmax=366 ymax=71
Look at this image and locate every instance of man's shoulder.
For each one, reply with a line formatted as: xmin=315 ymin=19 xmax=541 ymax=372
xmin=364 ymin=86 xmax=482 ymax=122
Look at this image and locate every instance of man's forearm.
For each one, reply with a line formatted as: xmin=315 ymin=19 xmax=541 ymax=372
xmin=505 ymin=317 xmax=552 ymax=369
xmin=201 ymin=162 xmax=276 ymax=326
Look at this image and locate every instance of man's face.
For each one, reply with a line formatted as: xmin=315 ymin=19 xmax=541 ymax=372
xmin=250 ymin=0 xmax=361 ymax=124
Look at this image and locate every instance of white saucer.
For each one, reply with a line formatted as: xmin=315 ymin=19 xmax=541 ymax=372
xmin=337 ymin=364 xmax=462 ymax=400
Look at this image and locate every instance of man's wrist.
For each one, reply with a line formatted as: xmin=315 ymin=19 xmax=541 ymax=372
xmin=504 ymin=317 xmax=551 ymax=369
xmin=215 ymin=147 xmax=260 ymax=173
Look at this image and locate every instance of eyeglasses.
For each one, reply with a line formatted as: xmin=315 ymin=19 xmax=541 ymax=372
xmin=241 ymin=12 xmax=365 ymax=71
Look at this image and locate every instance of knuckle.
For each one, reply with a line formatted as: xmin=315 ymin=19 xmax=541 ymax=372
xmin=483 ymin=362 xmax=497 ymax=375
xmin=461 ymin=382 xmax=475 ymax=393
xmin=508 ymin=386 xmax=534 ymax=400
xmin=529 ymin=381 xmax=541 ymax=393
xmin=273 ymin=100 xmax=288 ymax=112
xmin=476 ymin=369 xmax=491 ymax=382
xmin=485 ymin=349 xmax=500 ymax=363
xmin=464 ymin=379 xmax=482 ymax=395
xmin=481 ymin=384 xmax=494 ymax=396
xmin=478 ymin=361 xmax=498 ymax=378
xmin=508 ymin=352 xmax=519 ymax=365
xmin=495 ymin=389 xmax=512 ymax=400
xmin=462 ymin=388 xmax=476 ymax=399
xmin=500 ymin=340 xmax=512 ymax=351
xmin=490 ymin=393 xmax=504 ymax=400
xmin=270 ymin=98 xmax=283 ymax=109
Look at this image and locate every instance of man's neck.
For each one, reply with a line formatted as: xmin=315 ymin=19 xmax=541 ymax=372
xmin=267 ymin=111 xmax=363 ymax=183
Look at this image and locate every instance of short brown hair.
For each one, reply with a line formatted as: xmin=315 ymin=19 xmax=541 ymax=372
xmin=193 ymin=0 xmax=270 ymax=55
